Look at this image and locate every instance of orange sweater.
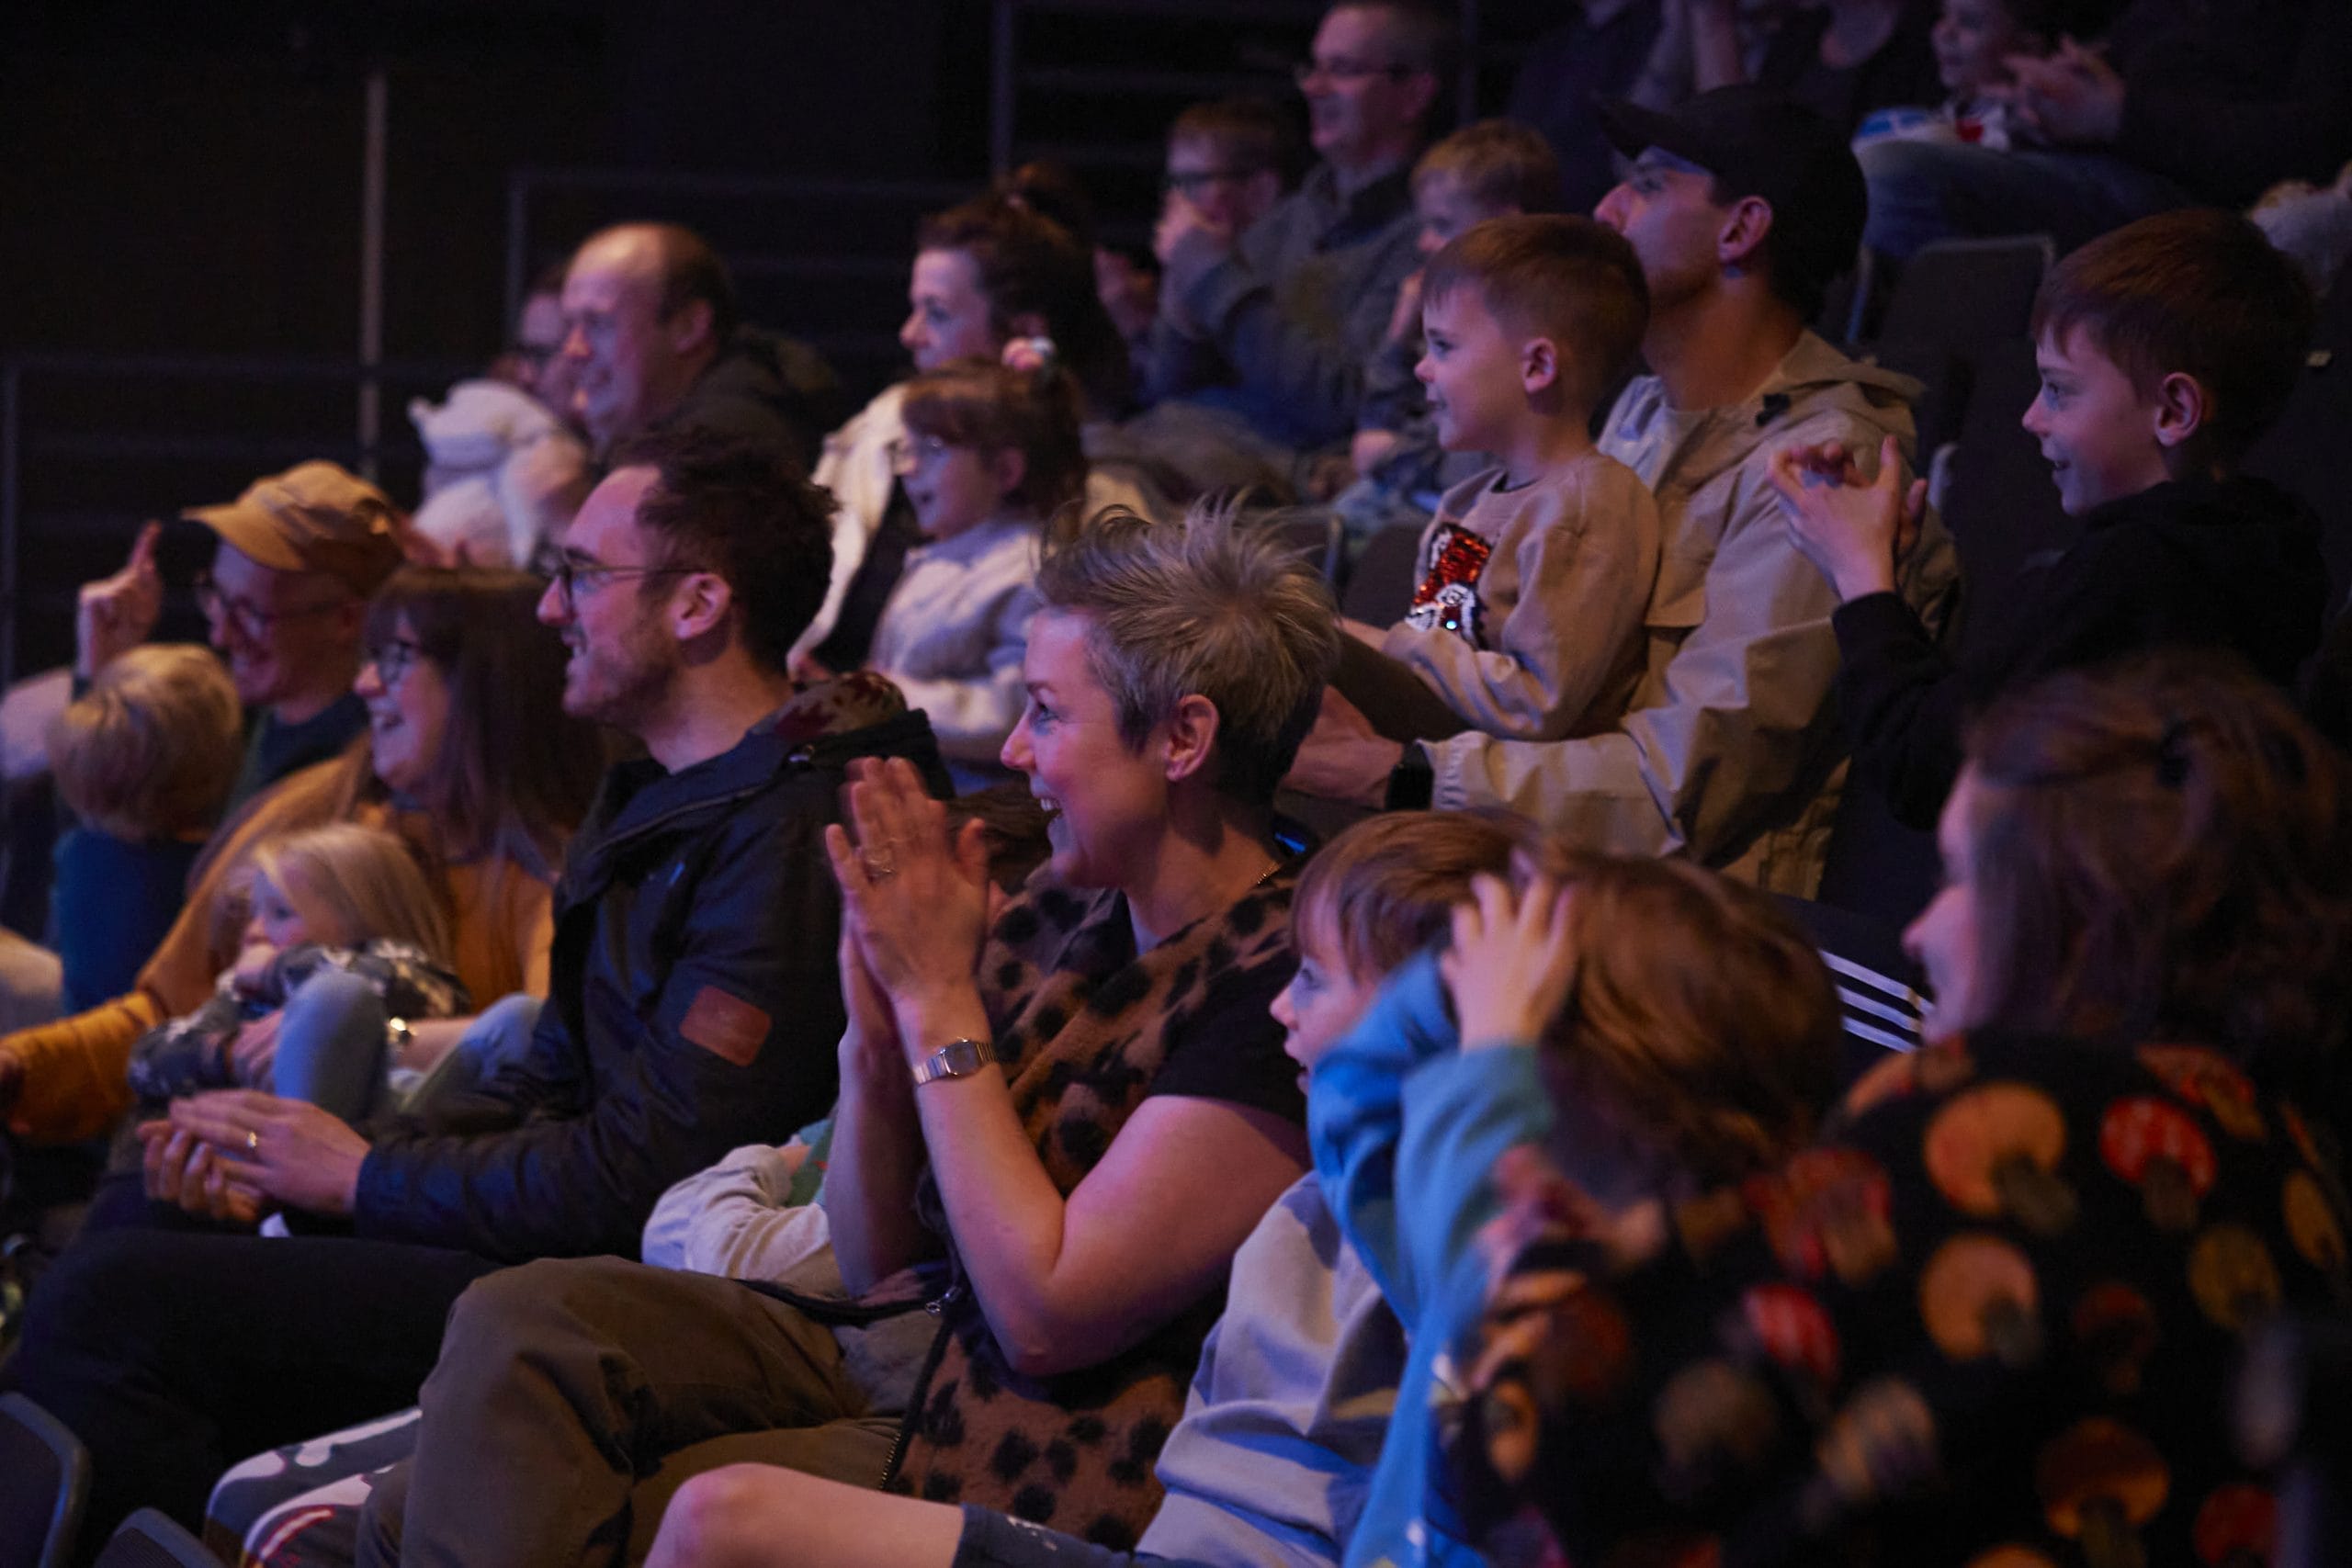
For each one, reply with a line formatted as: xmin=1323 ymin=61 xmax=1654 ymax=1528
xmin=2 ymin=760 xmax=554 ymax=1144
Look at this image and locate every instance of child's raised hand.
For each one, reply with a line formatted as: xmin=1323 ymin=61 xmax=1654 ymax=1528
xmin=1766 ymin=434 xmax=1926 ymax=603
xmin=1998 ymin=39 xmax=2124 ymax=146
xmin=1440 ymin=874 xmax=1579 ymax=1050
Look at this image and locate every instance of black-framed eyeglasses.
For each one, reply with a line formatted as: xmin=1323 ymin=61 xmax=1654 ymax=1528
xmin=548 ymin=554 xmax=695 ymax=612
xmin=194 ymin=573 xmax=348 ymax=639
xmin=1164 ymin=165 xmax=1268 ymax=197
xmin=368 ymin=637 xmax=426 ymax=688
xmin=1293 ymin=55 xmax=1417 ymax=86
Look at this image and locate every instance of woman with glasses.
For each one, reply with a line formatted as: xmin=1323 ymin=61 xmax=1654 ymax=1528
xmin=0 ymin=570 xmax=605 ymax=1207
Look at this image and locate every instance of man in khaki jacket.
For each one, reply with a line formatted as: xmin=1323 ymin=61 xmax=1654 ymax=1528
xmin=1291 ymin=88 xmax=1957 ymax=895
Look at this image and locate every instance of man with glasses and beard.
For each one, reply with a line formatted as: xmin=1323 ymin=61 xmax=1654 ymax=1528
xmin=6 ymin=432 xmax=950 ymax=1548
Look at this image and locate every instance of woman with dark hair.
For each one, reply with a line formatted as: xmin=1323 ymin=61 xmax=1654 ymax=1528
xmin=1444 ymin=652 xmax=2352 ymax=1568
xmin=797 ymin=194 xmax=1157 ymax=677
xmin=0 ymin=569 xmax=605 ymax=1169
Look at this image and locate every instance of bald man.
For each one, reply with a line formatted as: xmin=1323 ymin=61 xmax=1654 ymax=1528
xmin=559 ymin=222 xmax=844 ymax=469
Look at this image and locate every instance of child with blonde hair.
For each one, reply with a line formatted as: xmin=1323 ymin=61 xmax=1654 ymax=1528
xmin=46 ymin=643 xmax=243 ymax=1010
xmin=125 ymin=823 xmax=469 ymax=1132
xmin=862 ymin=357 xmax=1086 ymax=790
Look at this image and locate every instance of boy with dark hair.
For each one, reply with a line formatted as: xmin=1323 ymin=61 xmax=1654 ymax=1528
xmin=1334 ymin=215 xmax=1662 ymax=746
xmin=1772 ymin=206 xmax=2325 ymax=827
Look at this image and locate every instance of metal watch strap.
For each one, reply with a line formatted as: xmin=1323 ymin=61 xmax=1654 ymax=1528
xmin=910 ymin=1036 xmax=996 ymax=1087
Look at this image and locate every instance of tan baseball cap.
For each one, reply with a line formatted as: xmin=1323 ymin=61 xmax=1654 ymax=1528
xmin=183 ymin=460 xmax=406 ymax=598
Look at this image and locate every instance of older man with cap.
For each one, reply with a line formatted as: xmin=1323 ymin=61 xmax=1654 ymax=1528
xmin=76 ymin=460 xmax=405 ymax=815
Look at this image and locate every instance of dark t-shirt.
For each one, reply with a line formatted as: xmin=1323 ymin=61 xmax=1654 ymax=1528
xmin=48 ymin=827 xmax=206 ymax=1013
xmin=225 ymin=692 xmax=368 ymax=817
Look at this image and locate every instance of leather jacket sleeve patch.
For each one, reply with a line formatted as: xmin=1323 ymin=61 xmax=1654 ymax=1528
xmin=680 ymin=986 xmax=772 ymax=1066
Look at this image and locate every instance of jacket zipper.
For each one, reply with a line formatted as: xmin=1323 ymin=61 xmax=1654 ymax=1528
xmin=878 ymin=1281 xmax=962 ymax=1490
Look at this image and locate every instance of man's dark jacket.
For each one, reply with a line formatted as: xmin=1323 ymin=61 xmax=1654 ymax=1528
xmin=1833 ymin=473 xmax=2326 ymax=829
xmin=667 ymin=326 xmax=849 ymax=475
xmin=349 ymin=687 xmax=946 ymax=1262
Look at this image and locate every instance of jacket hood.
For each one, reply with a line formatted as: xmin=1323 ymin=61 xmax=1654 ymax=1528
xmin=1606 ymin=331 xmax=1924 ymax=493
xmin=697 ymin=326 xmax=851 ymax=437
xmin=566 ymin=676 xmax=944 ymax=900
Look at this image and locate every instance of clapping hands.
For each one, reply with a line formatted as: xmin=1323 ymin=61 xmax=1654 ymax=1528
xmin=1766 ymin=434 xmax=1926 ymax=603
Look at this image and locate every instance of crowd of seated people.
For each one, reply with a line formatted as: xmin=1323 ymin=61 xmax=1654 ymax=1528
xmin=1 ymin=2 xmax=2349 ymax=1564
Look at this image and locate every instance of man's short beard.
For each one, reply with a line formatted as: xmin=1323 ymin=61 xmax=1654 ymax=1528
xmin=571 ymin=633 xmax=680 ymax=739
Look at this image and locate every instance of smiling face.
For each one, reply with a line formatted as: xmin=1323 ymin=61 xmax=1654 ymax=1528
xmin=355 ymin=614 xmax=453 ymax=801
xmin=536 ymin=465 xmax=684 ymax=733
xmin=2021 ymin=323 xmax=2175 ymax=516
xmin=899 ymin=435 xmax=1019 ymax=540
xmin=1417 ymin=283 xmax=1530 ymax=454
xmin=560 ymin=235 xmax=697 ymax=453
xmin=1299 ymin=6 xmax=1430 ymax=172
xmin=1271 ymin=900 xmax=1383 ymax=1088
xmin=1932 ymin=0 xmax=2033 ymax=98
xmin=1904 ymin=766 xmax=1993 ymax=1041
xmin=900 ymin=249 xmax=1001 ymax=371
xmin=1594 ymin=149 xmax=1732 ymax=315
xmin=203 ymin=544 xmax=362 ymax=712
xmin=1001 ymin=609 xmax=1173 ymax=890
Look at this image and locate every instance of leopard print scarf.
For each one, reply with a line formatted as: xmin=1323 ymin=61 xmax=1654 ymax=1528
xmin=890 ymin=865 xmax=1299 ymax=1549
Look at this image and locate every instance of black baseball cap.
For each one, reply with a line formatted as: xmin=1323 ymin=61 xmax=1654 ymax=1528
xmin=1599 ymin=85 xmax=1868 ymax=310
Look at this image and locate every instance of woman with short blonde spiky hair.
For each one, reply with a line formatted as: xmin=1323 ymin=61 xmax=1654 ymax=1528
xmin=333 ymin=503 xmax=1341 ymax=1565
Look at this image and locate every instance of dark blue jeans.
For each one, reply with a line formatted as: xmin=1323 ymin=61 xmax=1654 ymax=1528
xmin=1858 ymin=137 xmax=2190 ymax=261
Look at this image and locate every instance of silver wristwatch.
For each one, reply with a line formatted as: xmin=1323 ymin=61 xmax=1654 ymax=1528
xmin=386 ymin=1016 xmax=418 ymax=1067
xmin=910 ymin=1036 xmax=996 ymax=1088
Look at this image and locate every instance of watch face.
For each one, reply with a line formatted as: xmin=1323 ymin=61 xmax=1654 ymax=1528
xmin=919 ymin=1037 xmax=994 ymax=1084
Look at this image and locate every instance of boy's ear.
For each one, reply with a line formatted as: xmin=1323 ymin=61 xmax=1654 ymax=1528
xmin=1519 ymin=335 xmax=1562 ymax=397
xmin=1159 ymin=693 xmax=1222 ymax=785
xmin=2151 ymin=370 xmax=2211 ymax=450
xmin=1717 ymin=196 xmax=1775 ymax=276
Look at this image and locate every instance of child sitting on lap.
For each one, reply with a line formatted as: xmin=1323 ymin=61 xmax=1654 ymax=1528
xmin=126 ymin=822 xmax=468 ymax=1126
xmin=864 ymin=358 xmax=1083 ymax=793
xmin=1331 ymin=215 xmax=1663 ymax=747
xmin=1339 ymin=120 xmax=1565 ymax=558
